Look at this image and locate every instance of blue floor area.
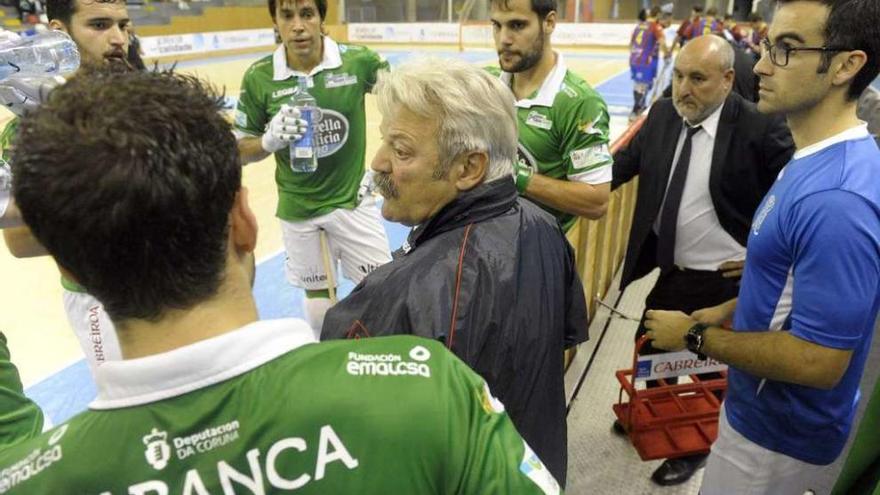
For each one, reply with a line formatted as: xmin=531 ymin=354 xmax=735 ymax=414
xmin=25 ymin=49 xmax=631 ymax=426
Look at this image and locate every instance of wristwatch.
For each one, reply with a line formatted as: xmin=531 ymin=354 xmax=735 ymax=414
xmin=685 ymin=323 xmax=710 ymax=360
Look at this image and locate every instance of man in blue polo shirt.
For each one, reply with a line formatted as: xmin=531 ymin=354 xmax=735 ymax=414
xmin=644 ymin=0 xmax=880 ymax=493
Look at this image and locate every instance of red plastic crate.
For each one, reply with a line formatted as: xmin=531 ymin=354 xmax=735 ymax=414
xmin=613 ymin=336 xmax=727 ymax=461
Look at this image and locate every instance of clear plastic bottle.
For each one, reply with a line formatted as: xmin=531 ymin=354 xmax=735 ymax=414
xmin=289 ymin=76 xmax=319 ymax=173
xmin=0 ymin=31 xmax=80 ymax=81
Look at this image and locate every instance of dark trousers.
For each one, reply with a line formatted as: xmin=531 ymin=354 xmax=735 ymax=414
xmin=635 ymin=267 xmax=740 ymax=357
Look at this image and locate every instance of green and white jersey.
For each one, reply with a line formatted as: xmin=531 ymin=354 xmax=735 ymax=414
xmin=234 ymin=37 xmax=388 ymax=221
xmin=488 ymin=53 xmax=613 ymax=231
xmin=0 ymin=320 xmax=561 ymax=494
xmin=0 ymin=332 xmax=44 ymax=446
xmin=0 ymin=119 xmax=17 ymax=219
xmin=0 ymin=118 xmax=87 ymax=295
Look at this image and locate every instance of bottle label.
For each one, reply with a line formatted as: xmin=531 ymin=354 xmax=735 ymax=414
xmin=290 ymin=106 xmax=317 ymax=172
xmin=294 ymin=147 xmax=314 ymax=159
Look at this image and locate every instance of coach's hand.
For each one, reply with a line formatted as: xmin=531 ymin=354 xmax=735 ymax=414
xmin=261 ymin=104 xmax=308 ymax=153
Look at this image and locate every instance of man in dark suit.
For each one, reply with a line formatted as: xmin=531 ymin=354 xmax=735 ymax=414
xmin=612 ymin=34 xmax=794 ymax=486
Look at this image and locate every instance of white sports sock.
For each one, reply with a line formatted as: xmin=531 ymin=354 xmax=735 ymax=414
xmin=303 ymin=296 xmax=334 ymax=339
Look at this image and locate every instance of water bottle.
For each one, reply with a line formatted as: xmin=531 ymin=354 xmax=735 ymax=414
xmin=0 ymin=31 xmax=80 ymax=81
xmin=289 ymin=76 xmax=319 ymax=173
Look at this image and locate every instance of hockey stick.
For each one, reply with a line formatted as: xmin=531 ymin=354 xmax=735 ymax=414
xmin=319 ymin=229 xmax=337 ymax=304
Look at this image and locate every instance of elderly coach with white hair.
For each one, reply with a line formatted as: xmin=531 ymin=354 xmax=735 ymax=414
xmin=322 ymin=57 xmax=588 ymax=487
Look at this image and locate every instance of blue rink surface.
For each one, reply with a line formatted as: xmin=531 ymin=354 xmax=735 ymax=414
xmin=25 ymin=48 xmax=633 ymax=425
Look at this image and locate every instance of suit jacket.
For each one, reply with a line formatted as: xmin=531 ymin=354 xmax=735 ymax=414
xmin=612 ymin=92 xmax=794 ymax=288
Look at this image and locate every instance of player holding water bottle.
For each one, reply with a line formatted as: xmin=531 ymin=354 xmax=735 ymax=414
xmin=234 ymin=0 xmax=391 ymax=335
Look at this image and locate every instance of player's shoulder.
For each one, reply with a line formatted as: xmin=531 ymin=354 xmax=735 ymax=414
xmin=554 ymin=71 xmax=607 ymax=115
xmin=484 ymin=65 xmax=503 ymax=77
xmin=309 ymin=335 xmax=454 ymax=366
xmin=337 ymin=42 xmax=383 ymax=65
xmin=307 ymin=336 xmax=469 ymax=384
xmin=0 ymin=414 xmax=102 ymax=494
xmin=242 ymin=54 xmax=275 ymax=79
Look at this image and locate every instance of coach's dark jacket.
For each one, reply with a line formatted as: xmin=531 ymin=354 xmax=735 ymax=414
xmin=612 ymin=93 xmax=794 ymax=288
xmin=322 ymin=178 xmax=587 ymax=486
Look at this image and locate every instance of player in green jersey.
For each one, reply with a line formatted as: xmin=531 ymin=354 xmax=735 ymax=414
xmin=488 ymin=0 xmax=613 ymax=232
xmin=0 ymin=119 xmax=18 ymax=228
xmin=0 ymin=68 xmax=560 ymax=494
xmin=0 ymin=0 xmax=130 ymax=375
xmin=234 ymin=0 xmax=391 ymax=334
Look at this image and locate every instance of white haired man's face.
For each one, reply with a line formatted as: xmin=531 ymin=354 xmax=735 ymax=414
xmin=370 ymin=106 xmax=459 ymax=227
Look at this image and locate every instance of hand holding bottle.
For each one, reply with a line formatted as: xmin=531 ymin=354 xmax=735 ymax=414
xmin=261 ymin=104 xmax=308 ymax=153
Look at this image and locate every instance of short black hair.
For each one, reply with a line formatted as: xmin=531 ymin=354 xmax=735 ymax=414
xmin=638 ymin=8 xmax=647 ymax=21
xmin=491 ymin=0 xmax=557 ymax=20
xmin=47 ymin=0 xmax=125 ymax=26
xmin=11 ymin=69 xmax=241 ymax=323
xmin=692 ymin=5 xmax=704 ymax=14
xmin=778 ymin=0 xmax=880 ymax=100
xmin=269 ymin=0 xmax=327 ymax=21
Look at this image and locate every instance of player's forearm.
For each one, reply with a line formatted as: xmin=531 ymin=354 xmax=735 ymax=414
xmin=3 ymin=225 xmax=48 ymax=258
xmin=524 ymin=174 xmax=610 ymax=220
xmin=702 ymin=328 xmax=851 ymax=390
xmin=237 ymin=137 xmax=271 ymax=165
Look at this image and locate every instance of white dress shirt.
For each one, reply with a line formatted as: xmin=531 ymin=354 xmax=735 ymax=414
xmin=654 ymin=102 xmax=747 ymax=270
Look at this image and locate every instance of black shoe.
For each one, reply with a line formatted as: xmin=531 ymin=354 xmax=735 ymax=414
xmin=612 ymin=419 xmax=627 ymax=436
xmin=650 ymin=454 xmax=707 ymax=486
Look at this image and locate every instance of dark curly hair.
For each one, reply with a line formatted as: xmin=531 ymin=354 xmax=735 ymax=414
xmin=11 ymin=69 xmax=241 ymax=322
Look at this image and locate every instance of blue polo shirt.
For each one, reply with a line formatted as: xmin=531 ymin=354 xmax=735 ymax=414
xmin=727 ymin=126 xmax=880 ymax=465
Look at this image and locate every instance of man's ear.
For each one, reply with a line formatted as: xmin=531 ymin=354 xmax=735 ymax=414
xmin=230 ymin=187 xmax=258 ymax=255
xmin=723 ymin=68 xmax=735 ymax=91
xmin=544 ymin=11 xmax=557 ymax=36
xmin=455 ymin=151 xmax=488 ymax=192
xmin=48 ymin=20 xmax=68 ymax=33
xmin=832 ymin=50 xmax=868 ymax=91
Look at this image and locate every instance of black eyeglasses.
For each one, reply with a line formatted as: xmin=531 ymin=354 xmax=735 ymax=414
xmin=761 ymin=38 xmax=852 ymax=67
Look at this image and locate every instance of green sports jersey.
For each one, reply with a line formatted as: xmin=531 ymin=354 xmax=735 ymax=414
xmin=0 ymin=118 xmax=17 ymax=166
xmin=0 ymin=320 xmax=561 ymax=494
xmin=488 ymin=54 xmax=613 ymax=231
xmin=0 ymin=333 xmax=44 ymax=448
xmin=0 ymin=118 xmax=84 ymax=293
xmin=235 ymin=38 xmax=388 ymax=221
xmin=0 ymin=120 xmax=13 ymax=215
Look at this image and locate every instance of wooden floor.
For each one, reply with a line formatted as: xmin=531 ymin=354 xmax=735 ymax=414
xmin=0 ymin=45 xmax=629 ymax=387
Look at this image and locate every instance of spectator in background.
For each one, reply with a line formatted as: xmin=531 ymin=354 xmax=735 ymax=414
xmin=629 ymin=5 xmax=670 ymax=120
xmin=323 ymin=57 xmax=587 ymax=489
xmin=722 ymin=13 xmax=747 ymax=47
xmin=612 ymin=35 xmax=793 ymax=487
xmin=745 ymin=12 xmax=768 ymax=57
xmin=647 ymin=0 xmax=880 ymax=492
xmin=673 ymin=4 xmax=703 ymax=50
xmin=683 ymin=6 xmax=724 ymax=41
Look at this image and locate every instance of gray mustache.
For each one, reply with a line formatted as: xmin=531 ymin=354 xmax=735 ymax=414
xmin=373 ymin=172 xmax=400 ymax=199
